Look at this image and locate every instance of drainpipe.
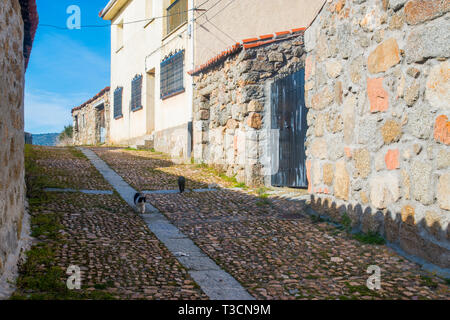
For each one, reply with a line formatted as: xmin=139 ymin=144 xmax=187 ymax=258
xmin=187 ymin=0 xmax=195 ymax=159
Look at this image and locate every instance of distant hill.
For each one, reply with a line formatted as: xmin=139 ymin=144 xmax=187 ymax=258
xmin=32 ymin=133 xmax=59 ymax=146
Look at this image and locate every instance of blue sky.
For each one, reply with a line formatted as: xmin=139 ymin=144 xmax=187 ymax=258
xmin=25 ymin=0 xmax=110 ymax=134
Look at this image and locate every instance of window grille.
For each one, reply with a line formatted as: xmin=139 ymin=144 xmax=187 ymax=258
xmin=114 ymin=87 xmax=123 ymax=119
xmin=166 ymin=0 xmax=187 ymax=35
xmin=160 ymin=50 xmax=185 ymax=99
xmin=130 ymin=74 xmax=143 ymax=111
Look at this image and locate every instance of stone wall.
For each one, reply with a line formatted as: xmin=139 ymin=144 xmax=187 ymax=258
xmin=153 ymin=123 xmax=189 ymax=159
xmin=72 ymin=88 xmax=111 ymax=146
xmin=192 ymin=31 xmax=306 ymax=186
xmin=304 ymin=0 xmax=449 ymax=268
xmin=0 ymin=0 xmax=26 ymax=277
xmin=24 ymin=132 xmax=32 ymax=145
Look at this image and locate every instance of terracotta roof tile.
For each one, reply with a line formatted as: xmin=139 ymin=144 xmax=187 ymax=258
xmin=71 ymin=87 xmax=110 ymax=114
xmin=19 ymin=0 xmax=39 ymax=69
xmin=188 ymin=27 xmax=306 ymax=76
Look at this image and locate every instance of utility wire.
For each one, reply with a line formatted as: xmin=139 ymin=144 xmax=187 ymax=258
xmin=199 ymin=0 xmax=237 ymax=25
xmin=203 ymin=19 xmax=237 ymax=43
xmin=145 ymin=1 xmax=226 ymax=61
xmin=195 ymin=0 xmax=239 ymax=51
xmin=197 ymin=0 xmax=214 ymax=8
xmin=195 ymin=0 xmax=224 ymax=21
xmin=39 ymin=8 xmax=195 ymax=30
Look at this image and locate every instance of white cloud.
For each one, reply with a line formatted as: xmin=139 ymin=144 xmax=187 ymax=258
xmin=24 ymin=89 xmax=89 ymax=134
xmin=24 ymin=32 xmax=110 ymax=134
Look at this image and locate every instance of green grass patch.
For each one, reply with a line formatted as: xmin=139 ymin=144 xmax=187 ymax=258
xmin=67 ymin=147 xmax=86 ymax=159
xmin=195 ymin=163 xmax=238 ymax=185
xmin=344 ymin=282 xmax=381 ymax=298
xmin=310 ymin=215 xmax=325 ymax=223
xmin=340 ymin=212 xmax=352 ymax=231
xmin=31 ymin=212 xmax=64 ymax=240
xmin=233 ymin=182 xmax=248 ymax=189
xmin=352 ymin=232 xmax=386 ymax=245
xmin=24 ymin=145 xmax=50 ymax=205
xmin=256 ymin=193 xmax=271 ymax=206
xmin=420 ymin=275 xmax=438 ymax=289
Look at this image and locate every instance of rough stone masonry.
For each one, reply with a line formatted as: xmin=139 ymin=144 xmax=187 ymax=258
xmin=192 ymin=0 xmax=449 ymax=269
xmin=72 ymin=87 xmax=111 ymax=146
xmin=304 ymin=0 xmax=449 ymax=268
xmin=192 ymin=31 xmax=307 ymax=186
xmin=0 ymin=0 xmax=38 ymax=285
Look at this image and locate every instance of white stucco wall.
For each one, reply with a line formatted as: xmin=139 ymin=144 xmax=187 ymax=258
xmin=109 ymin=0 xmax=162 ymax=144
xmin=107 ymin=0 xmax=194 ymax=149
xmin=193 ymin=0 xmax=326 ymax=67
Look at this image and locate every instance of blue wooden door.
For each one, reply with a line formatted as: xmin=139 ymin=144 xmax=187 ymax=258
xmin=270 ymin=69 xmax=308 ymax=188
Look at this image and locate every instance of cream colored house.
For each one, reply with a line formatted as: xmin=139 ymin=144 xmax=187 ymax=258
xmin=101 ymin=0 xmax=325 ymax=158
xmin=101 ymin=0 xmax=195 ymax=158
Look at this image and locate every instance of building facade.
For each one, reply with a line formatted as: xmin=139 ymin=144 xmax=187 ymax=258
xmin=24 ymin=132 xmax=32 ymax=145
xmin=72 ymin=87 xmax=111 ymax=146
xmin=101 ymin=0 xmax=325 ymax=158
xmin=191 ymin=0 xmax=449 ymax=268
xmin=101 ymin=0 xmax=195 ymax=158
xmin=0 ymin=0 xmax=38 ymax=293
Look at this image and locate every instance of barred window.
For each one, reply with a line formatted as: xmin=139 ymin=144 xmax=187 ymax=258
xmin=160 ymin=50 xmax=184 ymax=99
xmin=130 ymin=74 xmax=143 ymax=111
xmin=114 ymin=87 xmax=123 ymax=119
xmin=166 ymin=0 xmax=187 ymax=35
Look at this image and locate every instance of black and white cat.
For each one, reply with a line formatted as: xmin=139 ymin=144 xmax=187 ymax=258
xmin=134 ymin=192 xmax=146 ymax=214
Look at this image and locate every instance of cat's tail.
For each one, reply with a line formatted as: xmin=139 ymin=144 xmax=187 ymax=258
xmin=134 ymin=192 xmax=141 ymax=204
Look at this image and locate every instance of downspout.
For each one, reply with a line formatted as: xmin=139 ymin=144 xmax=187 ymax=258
xmin=187 ymin=0 xmax=195 ymax=159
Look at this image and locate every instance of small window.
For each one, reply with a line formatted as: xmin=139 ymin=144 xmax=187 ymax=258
xmin=114 ymin=87 xmax=123 ymax=119
xmin=74 ymin=115 xmax=78 ymax=131
xmin=130 ymin=74 xmax=143 ymax=111
xmin=116 ymin=21 xmax=124 ymax=51
xmin=160 ymin=50 xmax=184 ymax=99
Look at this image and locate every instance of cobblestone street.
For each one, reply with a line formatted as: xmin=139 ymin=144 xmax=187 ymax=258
xmin=15 ymin=146 xmax=206 ymax=299
xmin=16 ymin=146 xmax=449 ymax=300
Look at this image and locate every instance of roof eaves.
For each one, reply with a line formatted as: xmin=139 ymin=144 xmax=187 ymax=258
xmin=71 ymin=87 xmax=111 ymax=114
xmin=19 ymin=0 xmax=39 ymax=69
xmin=188 ymin=27 xmax=306 ymax=76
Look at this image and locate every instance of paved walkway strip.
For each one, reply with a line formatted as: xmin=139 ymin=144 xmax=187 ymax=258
xmin=44 ymin=188 xmax=114 ymax=195
xmin=80 ymin=148 xmax=254 ymax=300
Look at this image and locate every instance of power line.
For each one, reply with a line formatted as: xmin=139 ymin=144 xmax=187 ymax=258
xmin=195 ymin=0 xmax=224 ymax=21
xmin=39 ymin=0 xmax=229 ymax=31
xmin=203 ymin=19 xmax=236 ymax=43
xmin=200 ymin=0 xmax=237 ymax=24
xmin=39 ymin=8 xmax=195 ymax=30
xmin=145 ymin=0 xmax=230 ymax=63
xmin=197 ymin=0 xmax=214 ymax=8
xmin=197 ymin=23 xmax=229 ymax=46
xmin=195 ymin=0 xmax=238 ymax=48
